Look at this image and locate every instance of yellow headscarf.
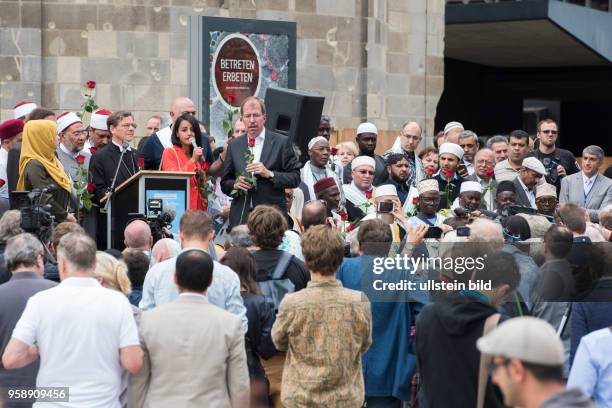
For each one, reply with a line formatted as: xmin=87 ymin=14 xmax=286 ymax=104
xmin=17 ymin=120 xmax=71 ymax=192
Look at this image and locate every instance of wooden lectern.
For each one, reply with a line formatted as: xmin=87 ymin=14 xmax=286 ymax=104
xmin=101 ymin=171 xmax=193 ymax=249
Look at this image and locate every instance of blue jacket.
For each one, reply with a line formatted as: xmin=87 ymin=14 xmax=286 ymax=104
xmin=337 ymin=256 xmax=429 ymax=401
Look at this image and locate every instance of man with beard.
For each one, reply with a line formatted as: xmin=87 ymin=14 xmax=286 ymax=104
xmin=495 ymin=180 xmax=518 ymax=218
xmin=343 ymin=156 xmax=376 ymax=222
xmin=299 ymin=137 xmax=341 ymax=202
xmin=512 ymin=157 xmax=546 ymax=209
xmin=536 ymin=183 xmax=558 ymax=218
xmin=343 ymin=123 xmax=388 ymax=186
xmin=313 ymin=177 xmax=342 ymax=219
xmin=454 ymin=181 xmax=482 ymax=212
xmin=533 ymin=119 xmax=579 ymax=191
xmin=84 ymin=109 xmax=112 ymax=151
xmin=385 ymin=152 xmax=418 ymax=214
xmin=434 ymin=143 xmax=465 ymax=210
xmin=56 ymin=112 xmax=91 ymax=181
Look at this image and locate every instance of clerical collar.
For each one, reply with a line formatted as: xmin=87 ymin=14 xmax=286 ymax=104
xmin=112 ymin=139 xmax=132 ymax=152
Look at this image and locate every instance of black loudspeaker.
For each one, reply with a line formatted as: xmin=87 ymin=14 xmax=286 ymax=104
xmin=264 ymin=87 xmax=325 ymax=164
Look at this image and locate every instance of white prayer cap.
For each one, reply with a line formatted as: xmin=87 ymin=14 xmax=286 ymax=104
xmin=522 ymin=157 xmax=547 ymax=176
xmin=536 ymin=183 xmax=557 ymax=198
xmin=374 ymin=184 xmax=398 ymax=199
xmin=13 ymin=102 xmax=37 ymax=119
xmin=418 ymin=179 xmax=439 ymax=195
xmin=352 ymin=155 xmax=375 ymax=170
xmin=444 ymin=121 xmax=464 ymax=134
xmin=460 ymin=181 xmax=482 ymax=194
xmin=439 ymin=142 xmax=464 ymax=160
xmin=308 ymin=136 xmax=328 ymax=150
xmin=56 ymin=111 xmax=82 ymax=134
xmin=90 ymin=108 xmax=112 ymax=130
xmin=357 ymin=122 xmax=378 ymax=135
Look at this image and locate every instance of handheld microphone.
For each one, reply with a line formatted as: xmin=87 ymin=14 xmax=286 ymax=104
xmin=188 ymin=137 xmax=204 ymax=165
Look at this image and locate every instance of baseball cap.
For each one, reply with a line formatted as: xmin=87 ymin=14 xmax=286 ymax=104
xmin=476 ymin=316 xmax=564 ymax=365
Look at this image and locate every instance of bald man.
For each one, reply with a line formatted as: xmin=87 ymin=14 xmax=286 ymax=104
xmin=141 ymin=96 xmax=214 ymax=171
xmin=124 ymin=220 xmax=153 ymax=253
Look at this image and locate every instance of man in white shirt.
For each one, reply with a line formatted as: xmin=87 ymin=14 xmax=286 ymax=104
xmin=2 ymin=232 xmax=143 ymax=408
xmin=0 ymin=119 xmax=24 ymax=216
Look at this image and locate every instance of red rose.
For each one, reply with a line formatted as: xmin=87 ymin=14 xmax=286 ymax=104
xmin=346 ymin=224 xmax=354 ymax=232
xmin=227 ymin=95 xmax=235 ymax=103
xmin=75 ymin=154 xmax=86 ymax=165
xmin=201 ymin=161 xmax=209 ymax=171
xmin=0 ymin=179 xmax=5 ymax=188
xmin=89 ymin=146 xmax=97 ymax=155
xmin=444 ymin=169 xmax=453 ymax=179
xmin=339 ymin=211 xmax=348 ymax=221
xmin=331 ymin=147 xmax=338 ymax=156
xmin=86 ymin=183 xmax=95 ymax=193
xmin=425 ymin=166 xmax=435 ymax=176
xmin=86 ymin=80 xmax=96 ymax=89
xmin=485 ymin=168 xmax=494 ymax=177
xmin=248 ymin=137 xmax=255 ymax=148
xmin=412 ymin=197 xmax=419 ymax=205
xmin=365 ymin=190 xmax=373 ymax=199
xmin=138 ymin=157 xmax=145 ymax=168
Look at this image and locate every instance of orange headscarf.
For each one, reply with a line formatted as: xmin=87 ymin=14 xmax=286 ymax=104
xmin=17 ymin=120 xmax=71 ymax=192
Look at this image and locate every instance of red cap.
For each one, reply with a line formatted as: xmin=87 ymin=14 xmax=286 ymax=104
xmin=0 ymin=119 xmax=25 ymax=141
xmin=313 ymin=177 xmax=338 ymax=195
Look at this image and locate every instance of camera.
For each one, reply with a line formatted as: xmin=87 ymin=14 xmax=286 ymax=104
xmin=377 ymin=201 xmax=394 ymax=213
xmin=127 ymin=199 xmax=175 ymax=245
xmin=541 ymin=157 xmax=559 ymax=184
xmin=13 ymin=186 xmax=56 ymax=243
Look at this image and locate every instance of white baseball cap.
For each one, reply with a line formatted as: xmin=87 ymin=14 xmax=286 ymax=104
xmin=522 ymin=157 xmax=547 ymax=176
xmin=477 ymin=316 xmax=564 ymax=365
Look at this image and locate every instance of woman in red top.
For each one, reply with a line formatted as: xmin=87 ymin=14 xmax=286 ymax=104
xmin=161 ymin=114 xmax=209 ymax=210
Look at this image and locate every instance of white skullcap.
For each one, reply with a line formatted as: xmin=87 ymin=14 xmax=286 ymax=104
xmin=90 ymin=108 xmax=112 ymax=130
xmin=374 ymin=184 xmax=398 ymax=199
xmin=13 ymin=102 xmax=37 ymax=119
xmin=522 ymin=157 xmax=547 ymax=176
xmin=536 ymin=183 xmax=557 ymax=198
xmin=56 ymin=111 xmax=82 ymax=134
xmin=357 ymin=122 xmax=378 ymax=135
xmin=308 ymin=136 xmax=328 ymax=150
xmin=460 ymin=181 xmax=482 ymax=194
xmin=418 ymin=179 xmax=439 ymax=195
xmin=352 ymin=155 xmax=375 ymax=170
xmin=444 ymin=121 xmax=464 ymax=134
xmin=439 ymin=142 xmax=464 ymax=160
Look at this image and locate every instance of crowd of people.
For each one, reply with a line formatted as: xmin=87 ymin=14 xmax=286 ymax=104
xmin=0 ymin=96 xmax=611 ymax=408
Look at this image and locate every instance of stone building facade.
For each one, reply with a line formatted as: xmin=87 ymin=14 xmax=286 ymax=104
xmin=0 ymin=0 xmax=444 ymax=150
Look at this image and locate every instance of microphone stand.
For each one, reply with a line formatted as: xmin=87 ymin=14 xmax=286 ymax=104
xmin=103 ymin=143 xmax=129 ymax=213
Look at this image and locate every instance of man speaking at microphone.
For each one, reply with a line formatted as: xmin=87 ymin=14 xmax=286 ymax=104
xmin=90 ymin=111 xmax=141 ymax=247
xmin=221 ymin=96 xmax=301 ymax=230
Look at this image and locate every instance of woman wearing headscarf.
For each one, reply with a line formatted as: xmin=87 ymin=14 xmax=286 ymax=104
xmin=17 ymin=120 xmax=74 ymax=223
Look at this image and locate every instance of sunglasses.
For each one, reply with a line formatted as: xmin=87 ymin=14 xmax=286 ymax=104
xmin=540 ymin=130 xmax=558 ymax=135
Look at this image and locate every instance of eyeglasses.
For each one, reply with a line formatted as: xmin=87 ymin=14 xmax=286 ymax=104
xmin=540 ymin=130 xmax=558 ymax=135
xmin=356 ymin=169 xmax=374 ymax=176
xmin=68 ymin=130 xmax=88 ymax=137
xmin=119 ymin=123 xmax=137 ymax=129
xmin=487 ymin=358 xmax=511 ymax=374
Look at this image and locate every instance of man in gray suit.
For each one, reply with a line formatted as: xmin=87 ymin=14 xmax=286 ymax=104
xmin=132 ymin=249 xmax=249 ymax=408
xmin=511 ymin=157 xmax=546 ymax=209
xmin=560 ymin=145 xmax=612 ymax=222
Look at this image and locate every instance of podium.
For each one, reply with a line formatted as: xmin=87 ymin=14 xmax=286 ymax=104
xmin=101 ymin=171 xmax=192 ymax=249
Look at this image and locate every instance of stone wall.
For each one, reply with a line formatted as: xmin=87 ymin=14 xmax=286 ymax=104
xmin=0 ymin=0 xmax=445 ymax=149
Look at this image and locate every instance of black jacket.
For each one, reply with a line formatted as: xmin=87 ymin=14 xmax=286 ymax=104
xmin=23 ymin=160 xmax=71 ymax=222
xmin=221 ymin=131 xmax=301 ymax=229
xmin=435 ymin=173 xmax=464 ymax=210
xmin=89 ymin=142 xmax=140 ymax=204
xmin=416 ymin=296 xmax=506 ymax=408
xmin=252 ymin=249 xmax=310 ymax=292
xmin=242 ymin=292 xmax=276 ymax=379
xmin=6 ymin=143 xmax=20 ymax=208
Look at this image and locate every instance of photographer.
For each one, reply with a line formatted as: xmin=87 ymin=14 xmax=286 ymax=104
xmin=16 ymin=120 xmax=75 ymax=223
xmin=533 ymin=119 xmax=579 ymax=190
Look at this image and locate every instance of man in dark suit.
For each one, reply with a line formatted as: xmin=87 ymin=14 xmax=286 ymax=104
xmin=221 ymin=97 xmax=301 ymax=230
xmin=89 ymin=111 xmax=140 ymax=248
xmin=0 ymin=233 xmax=56 ymax=404
xmin=511 ymin=157 xmax=546 ymax=209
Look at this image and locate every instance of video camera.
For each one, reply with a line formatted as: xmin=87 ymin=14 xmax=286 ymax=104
xmin=13 ymin=185 xmax=56 ymax=243
xmin=128 ymin=198 xmax=175 ymax=244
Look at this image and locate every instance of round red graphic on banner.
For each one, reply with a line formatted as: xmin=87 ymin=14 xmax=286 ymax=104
xmin=213 ymin=34 xmax=261 ymax=108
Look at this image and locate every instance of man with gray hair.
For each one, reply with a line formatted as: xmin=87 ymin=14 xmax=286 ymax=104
xmin=2 ymin=233 xmax=143 ymax=407
xmin=458 ymin=130 xmax=479 ymax=176
xmin=560 ymin=145 xmax=612 ymax=222
xmin=0 ymin=234 xmax=56 ymax=404
xmin=0 ymin=210 xmax=24 ymax=284
xmin=486 ymin=135 xmax=509 ymax=163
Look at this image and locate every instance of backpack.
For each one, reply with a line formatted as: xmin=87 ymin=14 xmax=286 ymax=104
xmin=258 ymin=251 xmax=295 ymax=313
